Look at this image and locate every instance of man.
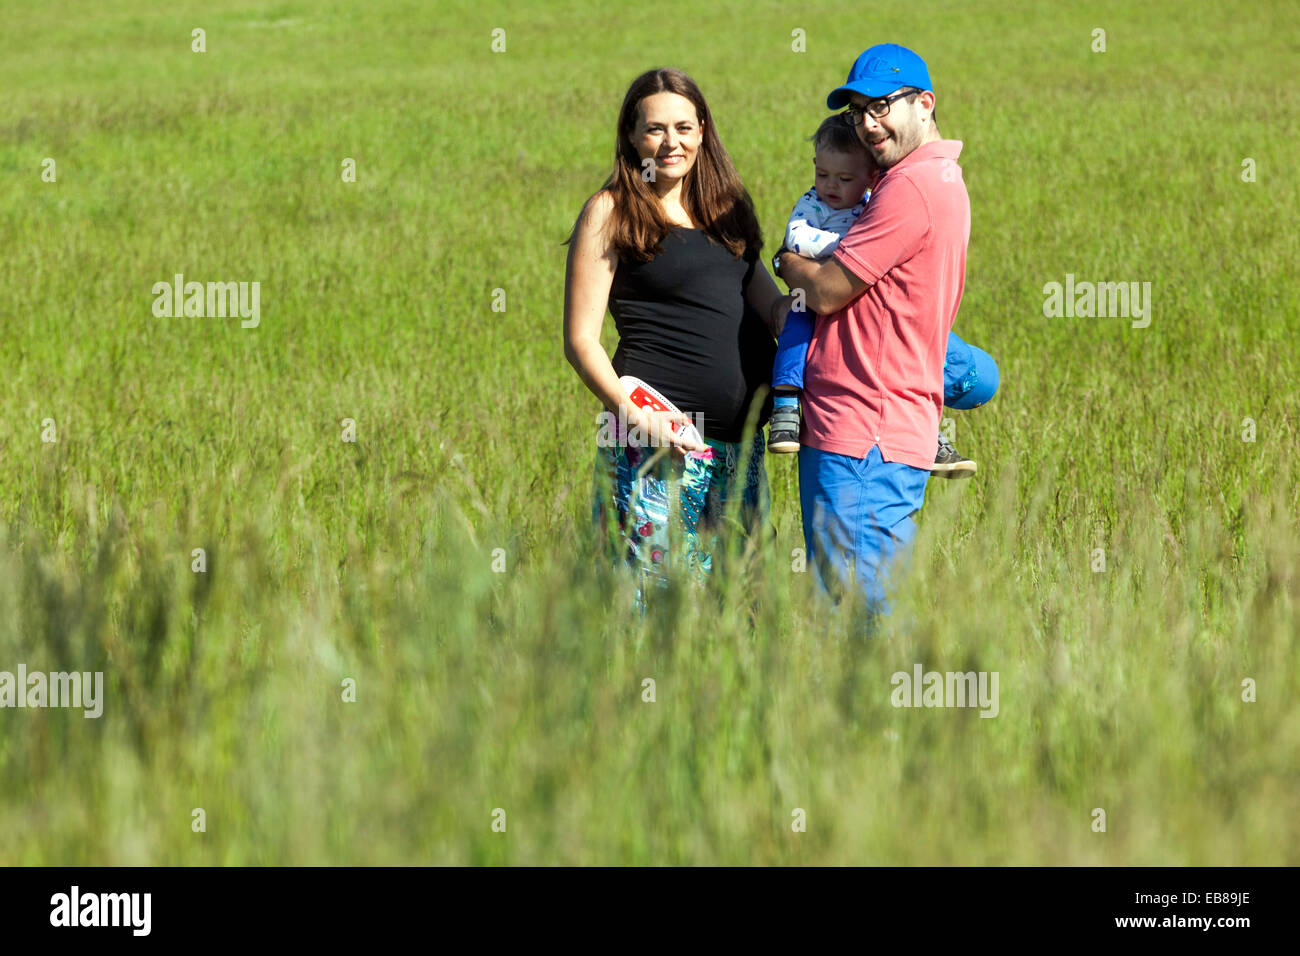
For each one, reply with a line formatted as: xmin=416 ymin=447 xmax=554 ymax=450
xmin=775 ymin=43 xmax=980 ymax=617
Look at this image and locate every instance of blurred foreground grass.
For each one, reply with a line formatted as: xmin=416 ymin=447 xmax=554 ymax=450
xmin=0 ymin=0 xmax=1297 ymax=863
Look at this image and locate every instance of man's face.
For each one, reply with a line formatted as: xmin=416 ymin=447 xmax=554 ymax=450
xmin=849 ymin=89 xmax=934 ymax=169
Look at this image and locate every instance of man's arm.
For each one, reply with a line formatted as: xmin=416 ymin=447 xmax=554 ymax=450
xmin=777 ymin=251 xmax=868 ymax=315
xmin=778 ymin=172 xmax=927 ymax=315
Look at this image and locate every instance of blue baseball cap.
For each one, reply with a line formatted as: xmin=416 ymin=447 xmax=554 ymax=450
xmin=827 ymin=44 xmax=932 ymax=109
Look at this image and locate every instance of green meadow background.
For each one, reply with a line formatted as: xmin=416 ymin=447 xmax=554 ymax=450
xmin=0 ymin=0 xmax=1296 ymax=864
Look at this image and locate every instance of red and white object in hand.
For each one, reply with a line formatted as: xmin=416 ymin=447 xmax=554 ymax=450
xmin=619 ymin=375 xmax=710 ymax=458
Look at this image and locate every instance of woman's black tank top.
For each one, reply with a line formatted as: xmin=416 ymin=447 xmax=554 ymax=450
xmin=608 ymin=227 xmax=775 ymax=443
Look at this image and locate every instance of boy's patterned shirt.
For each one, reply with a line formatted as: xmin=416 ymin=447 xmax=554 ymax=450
xmin=784 ymin=185 xmax=870 ymax=258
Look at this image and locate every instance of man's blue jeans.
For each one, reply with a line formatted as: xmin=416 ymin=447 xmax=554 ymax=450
xmin=774 ymin=312 xmax=998 ymax=410
xmin=782 ymin=315 xmax=1000 ymax=619
xmin=798 ymin=444 xmax=929 ymax=618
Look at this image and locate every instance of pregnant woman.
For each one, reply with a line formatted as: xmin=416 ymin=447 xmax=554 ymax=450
xmin=563 ymin=67 xmax=791 ymax=604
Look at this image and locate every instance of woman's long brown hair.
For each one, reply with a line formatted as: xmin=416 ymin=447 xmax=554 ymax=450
xmin=567 ymin=68 xmax=763 ymax=262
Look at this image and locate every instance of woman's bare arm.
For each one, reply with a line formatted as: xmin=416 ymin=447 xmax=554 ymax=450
xmin=562 ymin=192 xmax=705 ymax=451
xmin=563 ymin=191 xmax=627 ymax=413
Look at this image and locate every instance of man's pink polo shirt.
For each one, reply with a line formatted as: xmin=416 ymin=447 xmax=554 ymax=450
xmin=802 ymin=138 xmax=970 ymax=470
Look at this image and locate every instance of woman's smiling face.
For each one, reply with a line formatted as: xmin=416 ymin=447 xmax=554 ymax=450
xmin=628 ymin=92 xmax=703 ymax=186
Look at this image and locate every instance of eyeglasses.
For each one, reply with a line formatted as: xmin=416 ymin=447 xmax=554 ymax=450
xmin=840 ymin=89 xmax=918 ymax=126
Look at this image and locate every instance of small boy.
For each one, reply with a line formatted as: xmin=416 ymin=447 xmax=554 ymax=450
xmin=767 ymin=115 xmax=987 ymax=478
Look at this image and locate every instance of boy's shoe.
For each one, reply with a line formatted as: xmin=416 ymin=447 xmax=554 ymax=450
xmin=931 ymin=434 xmax=976 ymax=478
xmin=767 ymin=405 xmax=802 ymax=453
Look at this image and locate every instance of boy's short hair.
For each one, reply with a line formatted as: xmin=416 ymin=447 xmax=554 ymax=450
xmin=810 ymin=114 xmax=869 ymax=158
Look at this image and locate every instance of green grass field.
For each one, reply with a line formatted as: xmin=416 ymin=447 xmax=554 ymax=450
xmin=1 ymin=0 xmax=1297 ymax=864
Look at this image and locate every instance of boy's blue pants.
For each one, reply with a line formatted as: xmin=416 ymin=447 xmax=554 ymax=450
xmin=773 ymin=310 xmax=998 ymax=409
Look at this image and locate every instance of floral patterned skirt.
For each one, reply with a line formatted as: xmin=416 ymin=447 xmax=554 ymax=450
xmin=593 ymin=427 xmax=769 ymax=604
